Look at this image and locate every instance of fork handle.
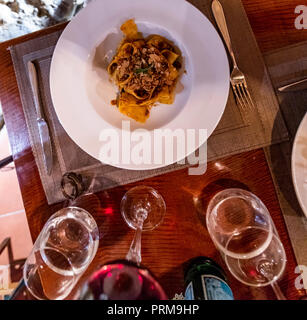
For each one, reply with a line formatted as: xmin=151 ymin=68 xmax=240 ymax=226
xmin=212 ymin=0 xmax=238 ymax=67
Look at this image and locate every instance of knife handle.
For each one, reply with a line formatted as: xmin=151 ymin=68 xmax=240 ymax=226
xmin=278 ymin=78 xmax=307 ymax=92
xmin=27 ymin=61 xmax=43 ymax=119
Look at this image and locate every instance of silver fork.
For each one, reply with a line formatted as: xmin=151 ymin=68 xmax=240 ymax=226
xmin=212 ymin=0 xmax=255 ymax=111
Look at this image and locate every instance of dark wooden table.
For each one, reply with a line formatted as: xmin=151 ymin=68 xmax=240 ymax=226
xmin=1 ymin=0 xmax=307 ymax=300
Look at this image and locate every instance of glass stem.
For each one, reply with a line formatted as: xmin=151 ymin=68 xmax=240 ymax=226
xmin=126 ymin=220 xmax=144 ymax=266
xmin=257 ymin=260 xmax=286 ymax=300
xmin=271 ymin=282 xmax=286 ymax=300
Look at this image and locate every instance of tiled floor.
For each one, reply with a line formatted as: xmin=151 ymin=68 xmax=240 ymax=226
xmin=0 ymin=126 xmax=32 ymax=266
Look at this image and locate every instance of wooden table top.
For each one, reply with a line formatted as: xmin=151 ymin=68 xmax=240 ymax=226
xmin=1 ymin=0 xmax=307 ymax=300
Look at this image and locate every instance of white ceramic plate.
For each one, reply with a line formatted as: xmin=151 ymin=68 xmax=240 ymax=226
xmin=50 ymin=0 xmax=229 ymax=170
xmin=292 ymin=113 xmax=307 ymax=217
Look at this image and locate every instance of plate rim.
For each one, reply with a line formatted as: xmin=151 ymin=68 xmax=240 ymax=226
xmin=49 ymin=0 xmax=230 ymax=170
xmin=291 ymin=112 xmax=307 ymax=217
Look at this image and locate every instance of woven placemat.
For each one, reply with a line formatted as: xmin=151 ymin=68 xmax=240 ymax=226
xmin=263 ymin=41 xmax=307 ymax=277
xmin=10 ymin=0 xmax=288 ymax=204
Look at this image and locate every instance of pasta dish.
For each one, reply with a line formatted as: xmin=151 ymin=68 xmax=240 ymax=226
xmin=107 ymin=19 xmax=182 ymax=123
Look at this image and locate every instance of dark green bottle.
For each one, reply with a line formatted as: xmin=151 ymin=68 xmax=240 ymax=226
xmin=184 ymin=257 xmax=234 ymax=300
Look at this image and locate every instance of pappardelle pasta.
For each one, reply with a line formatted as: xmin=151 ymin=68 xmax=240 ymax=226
xmin=108 ymin=19 xmax=182 ymax=123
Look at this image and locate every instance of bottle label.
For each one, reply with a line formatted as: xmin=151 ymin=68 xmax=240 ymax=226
xmin=201 ymin=275 xmax=234 ymax=300
xmin=184 ymin=281 xmax=194 ymax=300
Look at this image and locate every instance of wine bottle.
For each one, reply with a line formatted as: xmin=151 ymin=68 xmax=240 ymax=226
xmin=184 ymin=256 xmax=234 ymax=300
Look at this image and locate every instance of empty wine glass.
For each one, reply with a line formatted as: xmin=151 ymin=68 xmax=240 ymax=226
xmin=23 ymin=207 xmax=99 ymax=299
xmin=206 ymin=188 xmax=287 ymax=300
xmin=121 ymin=186 xmax=166 ymax=266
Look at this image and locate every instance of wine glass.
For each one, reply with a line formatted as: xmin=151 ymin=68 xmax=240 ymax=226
xmin=225 ymin=233 xmax=286 ymax=299
xmin=121 ymin=186 xmax=166 ymax=266
xmin=78 ymin=260 xmax=168 ymax=300
xmin=23 ymin=207 xmax=99 ymax=299
xmin=23 ymin=247 xmax=76 ymax=300
xmin=206 ymin=188 xmax=287 ymax=300
xmin=206 ymin=189 xmax=274 ymax=259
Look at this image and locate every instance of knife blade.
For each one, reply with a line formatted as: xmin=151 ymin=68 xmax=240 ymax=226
xmin=278 ymin=77 xmax=307 ymax=93
xmin=27 ymin=61 xmax=53 ymax=175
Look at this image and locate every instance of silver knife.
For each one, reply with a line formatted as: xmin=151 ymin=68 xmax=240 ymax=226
xmin=278 ymin=77 xmax=307 ymax=92
xmin=27 ymin=61 xmax=53 ymax=175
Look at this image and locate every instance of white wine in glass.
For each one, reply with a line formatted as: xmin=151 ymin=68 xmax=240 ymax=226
xmin=23 ymin=207 xmax=99 ymax=300
xmin=206 ymin=189 xmax=287 ymax=300
xmin=225 ymin=232 xmax=286 ymax=299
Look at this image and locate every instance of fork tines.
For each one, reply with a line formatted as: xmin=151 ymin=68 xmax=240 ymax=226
xmin=231 ymin=80 xmax=255 ymax=111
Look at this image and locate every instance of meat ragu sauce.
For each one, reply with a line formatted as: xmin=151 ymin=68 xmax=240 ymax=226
xmin=107 ymin=19 xmax=182 ymax=123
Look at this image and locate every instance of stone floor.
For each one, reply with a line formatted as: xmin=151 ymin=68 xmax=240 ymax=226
xmin=0 ymin=0 xmax=89 ymax=43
